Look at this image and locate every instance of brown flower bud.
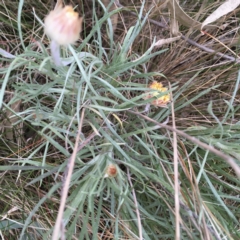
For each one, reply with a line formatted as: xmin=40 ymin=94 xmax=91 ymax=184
xmin=105 ymin=164 xmax=118 ymax=178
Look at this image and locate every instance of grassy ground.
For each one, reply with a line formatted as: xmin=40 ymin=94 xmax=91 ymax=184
xmin=0 ymin=0 xmax=240 ymax=239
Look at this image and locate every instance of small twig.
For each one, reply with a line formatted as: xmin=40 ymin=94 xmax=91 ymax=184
xmin=181 ymin=35 xmax=239 ymax=63
xmin=116 ymin=2 xmax=240 ymax=63
xmin=127 ymin=110 xmax=240 ymax=178
xmin=52 ymin=108 xmax=96 ymax=240
xmin=127 ymin=168 xmax=143 ymax=240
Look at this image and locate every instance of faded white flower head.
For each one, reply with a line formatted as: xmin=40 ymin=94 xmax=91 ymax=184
xmin=44 ymin=5 xmax=83 ymax=45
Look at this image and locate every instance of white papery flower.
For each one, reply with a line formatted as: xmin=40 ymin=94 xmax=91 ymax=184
xmin=45 ymin=5 xmax=82 ymax=45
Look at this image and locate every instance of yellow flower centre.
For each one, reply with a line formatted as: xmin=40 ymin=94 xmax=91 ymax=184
xmin=145 ymin=81 xmax=170 ymax=107
xmin=65 ymin=7 xmax=78 ymax=18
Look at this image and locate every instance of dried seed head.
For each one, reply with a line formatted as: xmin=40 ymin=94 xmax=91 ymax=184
xmin=44 ymin=5 xmax=82 ymax=45
xmin=144 ymin=81 xmax=170 ymax=107
xmin=105 ymin=164 xmax=118 ymax=178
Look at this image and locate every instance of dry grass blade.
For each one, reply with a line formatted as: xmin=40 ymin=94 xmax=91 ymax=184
xmin=170 ymin=86 xmax=180 ymax=240
xmin=202 ymin=0 xmax=240 ymax=29
xmin=103 ymin=0 xmax=119 ymax=33
xmin=168 ymin=0 xmax=180 ymax=36
xmin=167 ymin=0 xmax=215 ymax=30
xmin=52 ymin=108 xmax=96 ymax=240
xmin=127 ymin=110 xmax=240 ymax=178
xmin=118 ymin=2 xmax=240 ymax=64
xmin=127 ymin=168 xmax=142 ymax=240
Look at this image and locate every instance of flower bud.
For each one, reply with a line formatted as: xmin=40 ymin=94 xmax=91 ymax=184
xmin=44 ymin=5 xmax=82 ymax=45
xmin=104 ymin=164 xmax=118 ymax=178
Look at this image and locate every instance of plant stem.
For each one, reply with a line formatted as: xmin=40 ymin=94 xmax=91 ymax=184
xmin=50 ymin=40 xmax=62 ymax=66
